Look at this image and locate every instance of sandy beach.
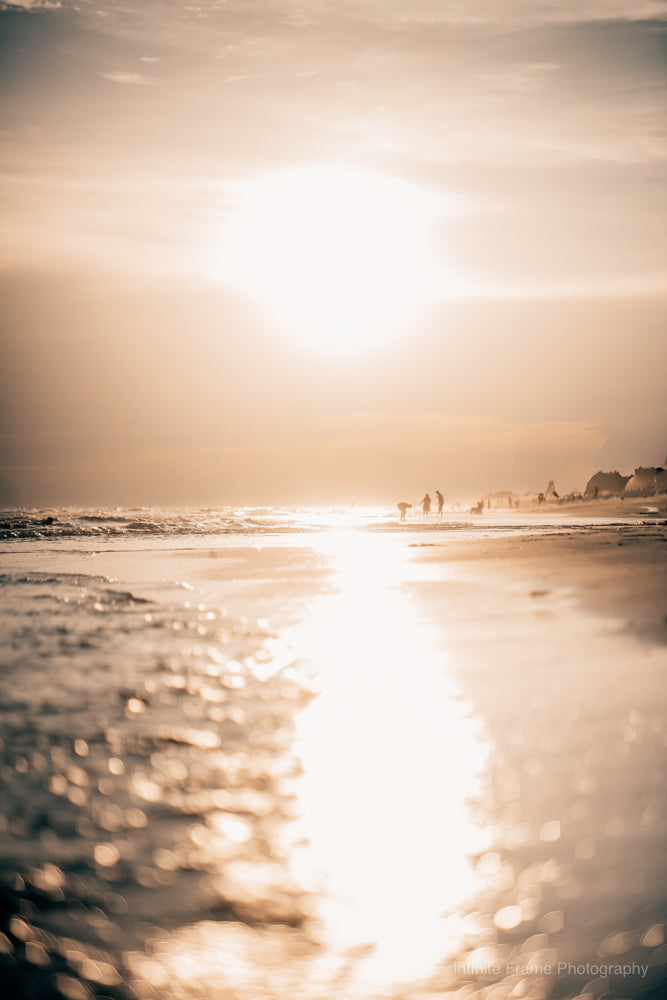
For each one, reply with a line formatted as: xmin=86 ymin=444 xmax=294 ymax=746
xmin=0 ymin=508 xmax=665 ymax=1000
xmin=410 ymin=521 xmax=667 ymax=998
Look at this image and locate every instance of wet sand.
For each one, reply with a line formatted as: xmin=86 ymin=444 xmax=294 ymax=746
xmin=415 ymin=519 xmax=667 ymax=641
xmin=1 ymin=517 xmax=665 ymax=999
xmin=408 ymin=521 xmax=667 ymax=999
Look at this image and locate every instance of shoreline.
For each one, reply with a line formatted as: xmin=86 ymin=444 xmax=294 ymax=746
xmin=403 ymin=521 xmax=667 ymax=999
xmin=457 ymin=493 xmax=667 ymax=519
xmin=412 ymin=520 xmax=667 ymax=645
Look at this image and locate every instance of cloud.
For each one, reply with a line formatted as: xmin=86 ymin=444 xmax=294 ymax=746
xmin=505 ymin=0 xmax=667 ymax=25
xmin=98 ymin=71 xmax=156 ymax=85
xmin=472 ymin=63 xmax=560 ymax=95
xmin=2 ymin=0 xmax=664 ymax=300
xmin=279 ymin=10 xmax=317 ymax=27
xmin=324 ymin=0 xmax=667 ymax=27
xmin=0 ymin=1 xmax=62 ymax=10
xmin=5 ymin=0 xmax=664 ymax=28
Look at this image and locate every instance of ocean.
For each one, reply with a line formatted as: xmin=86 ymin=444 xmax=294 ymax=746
xmin=0 ymin=506 xmax=665 ymax=1000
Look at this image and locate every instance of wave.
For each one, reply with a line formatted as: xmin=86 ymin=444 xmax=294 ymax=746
xmin=0 ymin=505 xmax=657 ymax=543
xmin=0 ymin=505 xmax=424 ymax=541
xmin=0 ymin=508 xmax=267 ymax=541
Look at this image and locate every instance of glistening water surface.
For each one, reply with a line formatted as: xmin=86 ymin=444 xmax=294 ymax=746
xmin=289 ymin=531 xmax=489 ymax=988
xmin=0 ymin=506 xmax=665 ymax=999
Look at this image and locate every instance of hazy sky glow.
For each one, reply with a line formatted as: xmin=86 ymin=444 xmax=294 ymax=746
xmin=1 ymin=0 xmax=666 ymax=504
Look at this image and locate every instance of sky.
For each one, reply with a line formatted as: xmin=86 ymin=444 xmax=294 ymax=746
xmin=1 ymin=0 xmax=666 ymax=506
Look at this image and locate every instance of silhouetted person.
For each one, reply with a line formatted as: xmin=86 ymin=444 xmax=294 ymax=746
xmin=397 ymin=502 xmax=411 ymax=521
xmin=420 ymin=493 xmax=431 ymax=515
xmin=436 ymin=490 xmax=444 ymax=516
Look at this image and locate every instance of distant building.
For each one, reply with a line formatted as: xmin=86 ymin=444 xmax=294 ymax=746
xmin=624 ymin=466 xmax=667 ymax=496
xmin=584 ymin=470 xmax=630 ymax=498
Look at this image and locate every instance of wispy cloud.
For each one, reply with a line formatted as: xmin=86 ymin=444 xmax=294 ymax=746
xmin=2 ymin=0 xmax=665 ymax=296
xmin=314 ymin=0 xmax=667 ymax=27
xmin=472 ymin=63 xmax=560 ymax=95
xmin=98 ymin=71 xmax=156 ymax=86
xmin=0 ymin=1 xmax=62 ymax=10
xmin=502 ymin=0 xmax=667 ymax=25
xmin=279 ymin=10 xmax=317 ymax=27
xmin=4 ymin=0 xmax=666 ymax=26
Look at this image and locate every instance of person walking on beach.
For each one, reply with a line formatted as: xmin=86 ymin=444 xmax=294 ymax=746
xmin=420 ymin=493 xmax=431 ymax=516
xmin=397 ymin=502 xmax=411 ymax=522
xmin=436 ymin=490 xmax=444 ymax=516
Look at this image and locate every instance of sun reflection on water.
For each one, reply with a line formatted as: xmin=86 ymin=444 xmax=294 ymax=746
xmin=289 ymin=531 xmax=490 ymax=989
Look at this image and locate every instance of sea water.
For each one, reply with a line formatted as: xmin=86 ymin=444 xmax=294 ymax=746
xmin=0 ymin=507 xmax=665 ymax=1000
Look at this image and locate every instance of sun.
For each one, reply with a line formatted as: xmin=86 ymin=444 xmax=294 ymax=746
xmin=214 ymin=164 xmax=445 ymax=355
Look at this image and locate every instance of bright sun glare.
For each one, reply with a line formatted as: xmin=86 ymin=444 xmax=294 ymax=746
xmin=216 ymin=165 xmax=447 ymax=354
